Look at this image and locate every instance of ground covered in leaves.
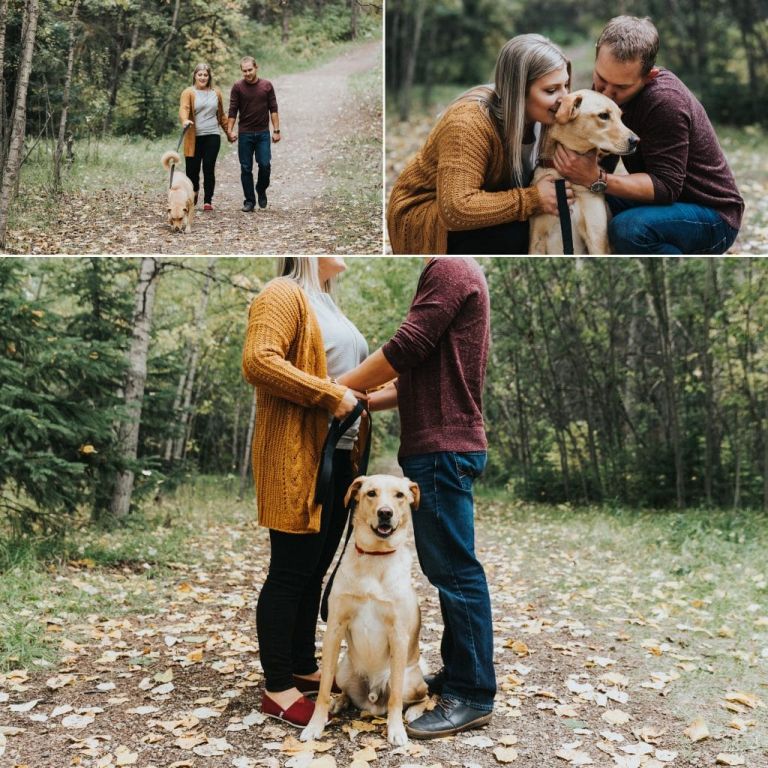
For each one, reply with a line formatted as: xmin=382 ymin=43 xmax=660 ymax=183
xmin=1 ymin=486 xmax=766 ymax=768
xmin=6 ymin=41 xmax=382 ymax=255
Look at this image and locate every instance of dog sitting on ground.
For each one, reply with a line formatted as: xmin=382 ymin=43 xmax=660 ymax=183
xmin=161 ymin=150 xmax=195 ymax=233
xmin=529 ymin=89 xmax=639 ymax=254
xmin=300 ymin=474 xmax=428 ymax=746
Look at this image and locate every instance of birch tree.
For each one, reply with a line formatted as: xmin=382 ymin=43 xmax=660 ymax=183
xmin=110 ymin=257 xmax=161 ymax=520
xmin=0 ymin=0 xmax=39 ymax=248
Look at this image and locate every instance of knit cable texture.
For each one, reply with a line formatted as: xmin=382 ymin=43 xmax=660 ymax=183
xmin=242 ymin=278 xmax=346 ymax=533
xmin=388 ymin=100 xmax=542 ymax=254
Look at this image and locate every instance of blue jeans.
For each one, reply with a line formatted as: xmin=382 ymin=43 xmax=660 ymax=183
xmin=607 ymin=197 xmax=738 ymax=254
xmin=399 ymin=451 xmax=496 ymax=711
xmin=238 ymin=130 xmax=271 ymax=205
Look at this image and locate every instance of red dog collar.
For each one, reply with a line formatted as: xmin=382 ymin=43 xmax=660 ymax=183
xmin=355 ymin=544 xmax=397 ymax=556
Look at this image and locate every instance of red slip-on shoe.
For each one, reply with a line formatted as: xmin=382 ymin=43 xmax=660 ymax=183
xmin=261 ymin=692 xmax=315 ymax=728
xmin=203 ymin=203 xmax=213 ymax=211
xmin=292 ymin=674 xmax=341 ymax=695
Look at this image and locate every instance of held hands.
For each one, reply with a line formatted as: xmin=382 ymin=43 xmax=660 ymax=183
xmin=183 ymin=119 xmax=193 ymax=128
xmin=535 ymin=175 xmax=574 ymax=216
xmin=227 ymin=131 xmax=237 ymax=143
xmin=552 ymin=146 xmax=599 ymax=187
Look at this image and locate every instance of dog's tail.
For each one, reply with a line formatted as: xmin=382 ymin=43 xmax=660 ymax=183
xmin=161 ymin=150 xmax=181 ymax=170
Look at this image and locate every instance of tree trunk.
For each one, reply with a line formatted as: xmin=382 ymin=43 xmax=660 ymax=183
xmin=644 ymin=258 xmax=685 ymax=508
xmin=0 ymin=0 xmax=39 ymax=249
xmin=281 ymin=0 xmax=291 ymax=43
xmin=397 ymin=0 xmax=426 ymax=122
xmin=232 ymin=399 xmax=241 ymax=472
xmin=163 ymin=355 xmax=189 ymax=461
xmin=110 ymin=258 xmax=161 ymax=520
xmin=126 ymin=19 xmax=140 ymax=78
xmin=156 ymin=0 xmax=181 ymax=84
xmin=53 ymin=0 xmax=80 ymax=191
xmin=172 ymin=258 xmax=216 ymax=460
xmin=238 ymin=390 xmax=257 ymax=501
xmin=702 ymin=259 xmax=718 ymax=505
xmin=349 ymin=0 xmax=358 ymax=39
xmin=0 ymin=0 xmax=9 ymax=174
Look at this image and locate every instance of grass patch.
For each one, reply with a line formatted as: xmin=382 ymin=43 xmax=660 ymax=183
xmin=327 ymin=47 xmax=383 ymax=250
xmin=477 ymin=490 xmax=768 ymax=749
xmin=0 ymin=476 xmax=253 ymax=671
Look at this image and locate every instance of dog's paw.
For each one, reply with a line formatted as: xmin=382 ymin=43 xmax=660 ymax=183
xmin=300 ymin=717 xmax=325 ymax=742
xmin=404 ymin=699 xmax=429 ymax=723
xmin=387 ymin=720 xmax=408 ymax=746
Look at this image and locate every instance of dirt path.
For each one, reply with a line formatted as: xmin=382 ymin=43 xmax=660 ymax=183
xmin=3 ymin=500 xmax=759 ymax=767
xmin=14 ymin=41 xmax=381 ymax=255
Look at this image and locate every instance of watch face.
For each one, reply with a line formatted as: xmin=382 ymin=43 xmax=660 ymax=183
xmin=590 ymin=181 xmax=607 ymax=193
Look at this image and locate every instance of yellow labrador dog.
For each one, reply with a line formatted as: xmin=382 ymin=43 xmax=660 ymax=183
xmin=529 ymin=89 xmax=639 ymax=254
xmin=161 ymin=150 xmax=195 ymax=233
xmin=301 ymin=474 xmax=428 ymax=746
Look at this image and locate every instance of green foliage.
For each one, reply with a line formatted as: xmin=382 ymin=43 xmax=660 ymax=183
xmin=484 ymin=257 xmax=768 ymax=509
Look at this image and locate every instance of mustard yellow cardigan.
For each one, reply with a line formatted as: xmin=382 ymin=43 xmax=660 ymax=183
xmin=179 ymin=86 xmax=229 ymax=158
xmin=387 ymin=99 xmax=543 ymax=254
xmin=242 ymin=278 xmax=349 ymax=534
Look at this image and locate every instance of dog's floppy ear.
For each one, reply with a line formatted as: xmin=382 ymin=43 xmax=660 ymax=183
xmin=555 ymin=93 xmax=583 ymax=124
xmin=408 ymin=481 xmax=420 ymax=511
xmin=344 ymin=476 xmax=366 ymax=508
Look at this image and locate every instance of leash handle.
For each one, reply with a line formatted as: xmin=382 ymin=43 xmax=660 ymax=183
xmin=318 ymin=399 xmax=371 ymax=622
xmin=555 ymin=178 xmax=574 ymax=255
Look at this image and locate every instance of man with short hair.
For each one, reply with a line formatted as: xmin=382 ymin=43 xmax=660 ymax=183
xmin=554 ymin=15 xmax=744 ymax=254
xmin=338 ymin=257 xmax=495 ymax=739
xmin=228 ymin=56 xmax=280 ymax=212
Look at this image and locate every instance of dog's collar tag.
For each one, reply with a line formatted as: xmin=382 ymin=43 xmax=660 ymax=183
xmin=355 ymin=544 xmax=397 ymax=556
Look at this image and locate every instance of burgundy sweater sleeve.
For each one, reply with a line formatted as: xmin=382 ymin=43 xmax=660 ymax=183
xmin=637 ymin=97 xmax=689 ymax=203
xmin=268 ymin=83 xmax=278 ymax=113
xmin=228 ymin=82 xmax=240 ymax=119
xmin=382 ymin=259 xmax=466 ymax=372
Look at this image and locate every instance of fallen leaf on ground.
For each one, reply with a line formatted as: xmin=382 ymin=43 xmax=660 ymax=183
xmin=715 ymin=755 xmax=746 ymax=766
xmin=683 ymin=718 xmax=709 ymax=742
xmin=493 ymin=746 xmax=518 ymax=763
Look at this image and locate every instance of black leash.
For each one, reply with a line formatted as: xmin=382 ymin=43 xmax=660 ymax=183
xmin=317 ymin=399 xmax=371 ymax=622
xmin=169 ymin=124 xmax=190 ymax=188
xmin=555 ymin=178 xmax=574 ymax=255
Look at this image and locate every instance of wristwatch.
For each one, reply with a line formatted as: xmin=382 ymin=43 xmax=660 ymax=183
xmin=272 ymin=129 xmax=280 ymax=133
xmin=590 ymin=167 xmax=607 ymax=194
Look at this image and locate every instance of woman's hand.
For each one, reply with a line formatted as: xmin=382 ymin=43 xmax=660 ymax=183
xmin=183 ymin=119 xmax=193 ymax=128
xmin=333 ymin=388 xmax=359 ymax=419
xmin=535 ymin=175 xmax=574 ymax=216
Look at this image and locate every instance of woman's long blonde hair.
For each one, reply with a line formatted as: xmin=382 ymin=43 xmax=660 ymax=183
xmin=277 ymin=257 xmax=338 ymax=296
xmin=460 ymin=34 xmax=570 ymax=188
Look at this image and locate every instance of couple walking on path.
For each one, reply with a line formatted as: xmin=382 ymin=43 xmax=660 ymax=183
xmin=178 ymin=56 xmax=280 ymax=213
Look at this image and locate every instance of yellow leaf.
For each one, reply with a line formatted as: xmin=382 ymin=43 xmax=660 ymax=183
xmin=724 ymin=691 xmax=763 ymax=709
xmin=498 ymin=734 xmax=518 ymax=746
xmin=154 ymin=669 xmax=174 ymax=683
xmin=308 ymin=757 xmax=337 ymax=768
xmin=715 ymin=754 xmax=746 ymax=766
xmin=602 ymin=710 xmax=631 ymax=725
xmin=493 ymin=746 xmax=519 ymax=763
xmin=79 ymin=444 xmax=98 ymax=455
xmin=185 ymin=649 xmax=204 ymax=663
xmin=503 ymin=639 xmax=530 ymax=656
xmin=115 ymin=746 xmax=139 ymax=765
xmin=683 ymin=718 xmax=709 ymax=742
xmin=352 ymin=747 xmax=377 ymax=761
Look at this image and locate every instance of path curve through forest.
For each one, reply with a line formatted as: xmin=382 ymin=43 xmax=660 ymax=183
xmin=12 ymin=40 xmax=381 ymax=255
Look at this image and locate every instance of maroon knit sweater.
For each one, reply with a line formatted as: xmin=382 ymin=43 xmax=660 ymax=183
xmin=381 ymin=258 xmax=489 ymax=458
xmin=228 ymin=78 xmax=278 ymax=133
xmin=605 ymin=70 xmax=744 ymax=230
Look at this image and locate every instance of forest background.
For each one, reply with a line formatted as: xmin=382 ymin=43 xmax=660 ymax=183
xmin=0 ymin=0 xmax=381 ymax=250
xmin=3 ymin=255 xmax=768 ymax=538
xmin=385 ymin=0 xmax=768 ymax=252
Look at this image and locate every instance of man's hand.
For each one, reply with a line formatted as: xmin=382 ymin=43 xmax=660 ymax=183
xmin=227 ymin=131 xmax=237 ymax=143
xmin=272 ymin=131 xmax=281 ymax=144
xmin=534 ymin=175 xmax=574 ymax=216
xmin=553 ymin=146 xmax=599 ymax=187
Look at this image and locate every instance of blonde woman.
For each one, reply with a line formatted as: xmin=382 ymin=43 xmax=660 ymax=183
xmin=178 ymin=63 xmax=233 ymax=211
xmin=242 ymin=257 xmax=368 ymax=727
xmin=388 ymin=34 xmax=575 ymax=254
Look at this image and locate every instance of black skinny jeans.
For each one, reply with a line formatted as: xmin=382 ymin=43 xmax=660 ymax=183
xmin=447 ymin=220 xmax=530 ymax=254
xmin=256 ymin=449 xmax=353 ymax=692
xmin=185 ymin=133 xmax=221 ymax=204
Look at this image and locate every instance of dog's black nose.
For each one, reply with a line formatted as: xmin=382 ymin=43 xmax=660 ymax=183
xmin=628 ymin=134 xmax=640 ymax=150
xmin=377 ymin=507 xmax=393 ymax=522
